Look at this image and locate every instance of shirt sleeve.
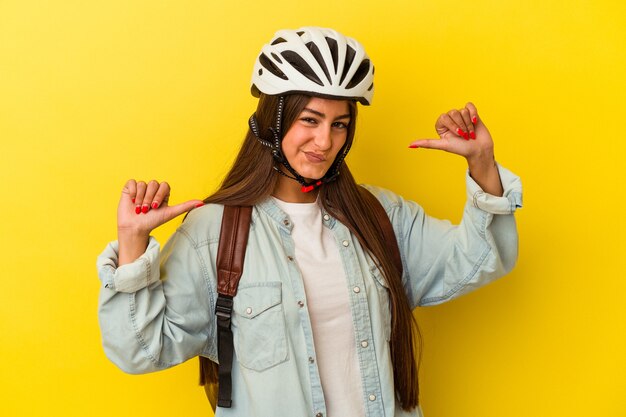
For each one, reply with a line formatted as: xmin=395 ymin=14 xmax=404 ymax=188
xmin=96 ymin=217 xmax=219 ymax=374
xmin=364 ymin=163 xmax=522 ymax=309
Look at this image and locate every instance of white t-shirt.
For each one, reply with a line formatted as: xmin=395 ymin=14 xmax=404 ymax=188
xmin=272 ymin=197 xmax=365 ymax=417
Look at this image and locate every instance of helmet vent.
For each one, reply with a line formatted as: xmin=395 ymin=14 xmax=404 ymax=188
xmin=271 ymin=37 xmax=286 ymax=45
xmin=346 ymin=59 xmax=370 ymax=89
xmin=281 ymin=50 xmax=324 ymax=86
xmin=271 ymin=52 xmax=282 ymax=64
xmin=305 ymin=42 xmax=332 ymax=84
xmin=296 ymin=31 xmax=304 ymax=36
xmin=259 ymin=53 xmax=288 ymax=80
xmin=325 ymin=37 xmax=339 ymax=74
xmin=339 ymin=45 xmax=356 ymax=85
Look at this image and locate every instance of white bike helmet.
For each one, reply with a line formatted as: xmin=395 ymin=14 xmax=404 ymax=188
xmin=251 ymin=27 xmax=374 ymax=105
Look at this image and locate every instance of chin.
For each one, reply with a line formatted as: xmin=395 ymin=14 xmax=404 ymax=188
xmin=298 ymin=168 xmax=329 ymax=182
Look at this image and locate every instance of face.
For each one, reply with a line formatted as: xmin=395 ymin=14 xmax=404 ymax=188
xmin=281 ymin=97 xmax=351 ymax=181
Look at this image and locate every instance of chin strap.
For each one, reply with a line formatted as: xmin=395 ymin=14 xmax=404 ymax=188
xmin=248 ymin=95 xmax=350 ymax=193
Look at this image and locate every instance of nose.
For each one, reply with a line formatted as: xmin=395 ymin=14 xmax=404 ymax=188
xmin=314 ymin=125 xmax=332 ymax=151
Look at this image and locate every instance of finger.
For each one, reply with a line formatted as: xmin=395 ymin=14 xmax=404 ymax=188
xmin=141 ymin=180 xmax=160 ymax=214
xmin=447 ymin=110 xmax=470 ymax=140
xmin=437 ymin=114 xmax=466 ymax=140
xmin=408 ymin=138 xmax=450 ymax=151
xmin=465 ymin=102 xmax=479 ymax=126
xmin=162 ymin=200 xmax=206 ymax=223
xmin=123 ymin=179 xmax=137 ymax=204
xmin=135 ymin=181 xmax=147 ymax=215
xmin=460 ymin=108 xmax=475 ymax=139
xmin=152 ymin=181 xmax=170 ymax=209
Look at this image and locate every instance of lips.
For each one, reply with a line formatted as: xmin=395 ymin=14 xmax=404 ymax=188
xmin=304 ymin=152 xmax=326 ymax=163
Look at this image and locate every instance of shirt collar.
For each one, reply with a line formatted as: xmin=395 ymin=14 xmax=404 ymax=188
xmin=256 ymin=196 xmax=337 ymax=231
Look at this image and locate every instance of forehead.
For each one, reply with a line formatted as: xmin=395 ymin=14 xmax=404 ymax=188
xmin=303 ymin=97 xmax=350 ymax=116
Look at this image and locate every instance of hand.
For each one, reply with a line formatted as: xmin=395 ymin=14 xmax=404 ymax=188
xmin=116 ymin=180 xmax=205 ymax=265
xmin=408 ymin=102 xmax=494 ymax=164
xmin=409 ymin=102 xmax=503 ymax=196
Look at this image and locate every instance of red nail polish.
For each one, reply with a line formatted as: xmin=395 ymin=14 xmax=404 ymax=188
xmin=132 ymin=198 xmax=135 ymax=204
xmin=194 ymin=202 xmax=205 ymax=208
xmin=408 ymin=144 xmax=419 ymax=148
xmin=135 ymin=205 xmax=141 ymax=214
xmin=472 ymin=116 xmax=477 ymax=124
xmin=141 ymin=205 xmax=149 ymax=214
xmin=456 ymin=128 xmax=463 ymax=136
xmin=152 ymin=202 xmax=158 ymax=209
xmin=470 ymin=131 xmax=476 ymax=139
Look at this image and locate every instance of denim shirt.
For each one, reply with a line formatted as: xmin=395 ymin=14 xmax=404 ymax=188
xmin=97 ymin=164 xmax=522 ymax=417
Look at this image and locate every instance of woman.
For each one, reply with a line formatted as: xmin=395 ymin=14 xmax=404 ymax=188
xmin=97 ymin=27 xmax=522 ymax=417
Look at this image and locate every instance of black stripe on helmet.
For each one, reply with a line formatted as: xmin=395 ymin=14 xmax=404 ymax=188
xmin=305 ymin=42 xmax=332 ymax=84
xmin=339 ymin=45 xmax=356 ymax=85
xmin=346 ymin=59 xmax=371 ymax=89
xmin=259 ymin=53 xmax=288 ymax=80
xmin=271 ymin=37 xmax=286 ymax=45
xmin=280 ymin=50 xmax=324 ymax=86
xmin=325 ymin=37 xmax=339 ymax=74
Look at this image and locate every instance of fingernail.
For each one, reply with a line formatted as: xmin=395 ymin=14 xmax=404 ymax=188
xmin=472 ymin=116 xmax=477 ymax=124
xmin=131 ymin=198 xmax=135 ymax=204
xmin=408 ymin=144 xmax=419 ymax=148
xmin=470 ymin=131 xmax=476 ymax=139
xmin=456 ymin=128 xmax=466 ymax=138
xmin=141 ymin=204 xmax=149 ymax=214
xmin=152 ymin=202 xmax=158 ymax=209
xmin=135 ymin=205 xmax=141 ymax=214
xmin=194 ymin=202 xmax=205 ymax=208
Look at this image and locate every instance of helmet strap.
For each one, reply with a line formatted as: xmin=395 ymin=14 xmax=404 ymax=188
xmin=248 ymin=95 xmax=349 ymax=193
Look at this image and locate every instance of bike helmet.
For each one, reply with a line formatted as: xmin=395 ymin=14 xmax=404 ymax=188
xmin=248 ymin=27 xmax=374 ymax=192
xmin=251 ymin=27 xmax=374 ymax=105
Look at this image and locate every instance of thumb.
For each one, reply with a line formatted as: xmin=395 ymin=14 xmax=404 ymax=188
xmin=162 ymin=199 xmax=206 ymax=223
xmin=408 ymin=138 xmax=450 ymax=151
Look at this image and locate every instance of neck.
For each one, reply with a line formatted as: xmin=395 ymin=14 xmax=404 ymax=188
xmin=272 ymin=175 xmax=319 ymax=203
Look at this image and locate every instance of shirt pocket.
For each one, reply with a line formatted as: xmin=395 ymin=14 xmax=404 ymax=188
xmin=232 ymin=281 xmax=288 ymax=371
xmin=370 ymin=263 xmax=392 ymax=342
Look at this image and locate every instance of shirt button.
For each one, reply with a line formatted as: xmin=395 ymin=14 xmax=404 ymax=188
xmin=353 ymin=286 xmax=361 ymax=293
xmin=309 ymin=356 xmax=315 ymax=364
xmin=287 ymin=256 xmax=294 ymax=262
xmin=297 ymin=300 xmax=305 ymax=308
xmin=369 ymin=394 xmax=376 ymax=401
xmin=283 ymin=219 xmax=290 ymax=226
xmin=316 ymin=413 xmax=323 ymax=417
xmin=323 ymin=214 xmax=330 ymax=221
xmin=361 ymin=340 xmax=369 ymax=348
xmin=342 ymin=240 xmax=349 ymax=247
xmin=245 ymin=307 xmax=252 ymax=315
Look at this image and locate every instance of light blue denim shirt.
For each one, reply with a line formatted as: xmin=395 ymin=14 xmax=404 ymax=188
xmin=97 ymin=164 xmax=522 ymax=417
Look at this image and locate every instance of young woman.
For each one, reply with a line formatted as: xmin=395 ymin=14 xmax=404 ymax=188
xmin=97 ymin=27 xmax=522 ymax=417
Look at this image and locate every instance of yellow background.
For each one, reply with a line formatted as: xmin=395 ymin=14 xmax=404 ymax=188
xmin=1 ymin=0 xmax=625 ymax=416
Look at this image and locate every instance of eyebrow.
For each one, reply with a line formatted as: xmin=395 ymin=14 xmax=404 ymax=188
xmin=302 ymin=108 xmax=351 ymax=121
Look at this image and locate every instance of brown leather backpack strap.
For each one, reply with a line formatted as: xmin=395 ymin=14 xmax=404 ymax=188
xmin=215 ymin=205 xmax=252 ymax=408
xmin=360 ymin=187 xmax=403 ymax=276
xmin=217 ymin=205 xmax=253 ymax=297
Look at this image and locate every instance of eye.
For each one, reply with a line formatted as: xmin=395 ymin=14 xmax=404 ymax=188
xmin=300 ymin=117 xmax=317 ymax=125
xmin=332 ymin=121 xmax=349 ymax=129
